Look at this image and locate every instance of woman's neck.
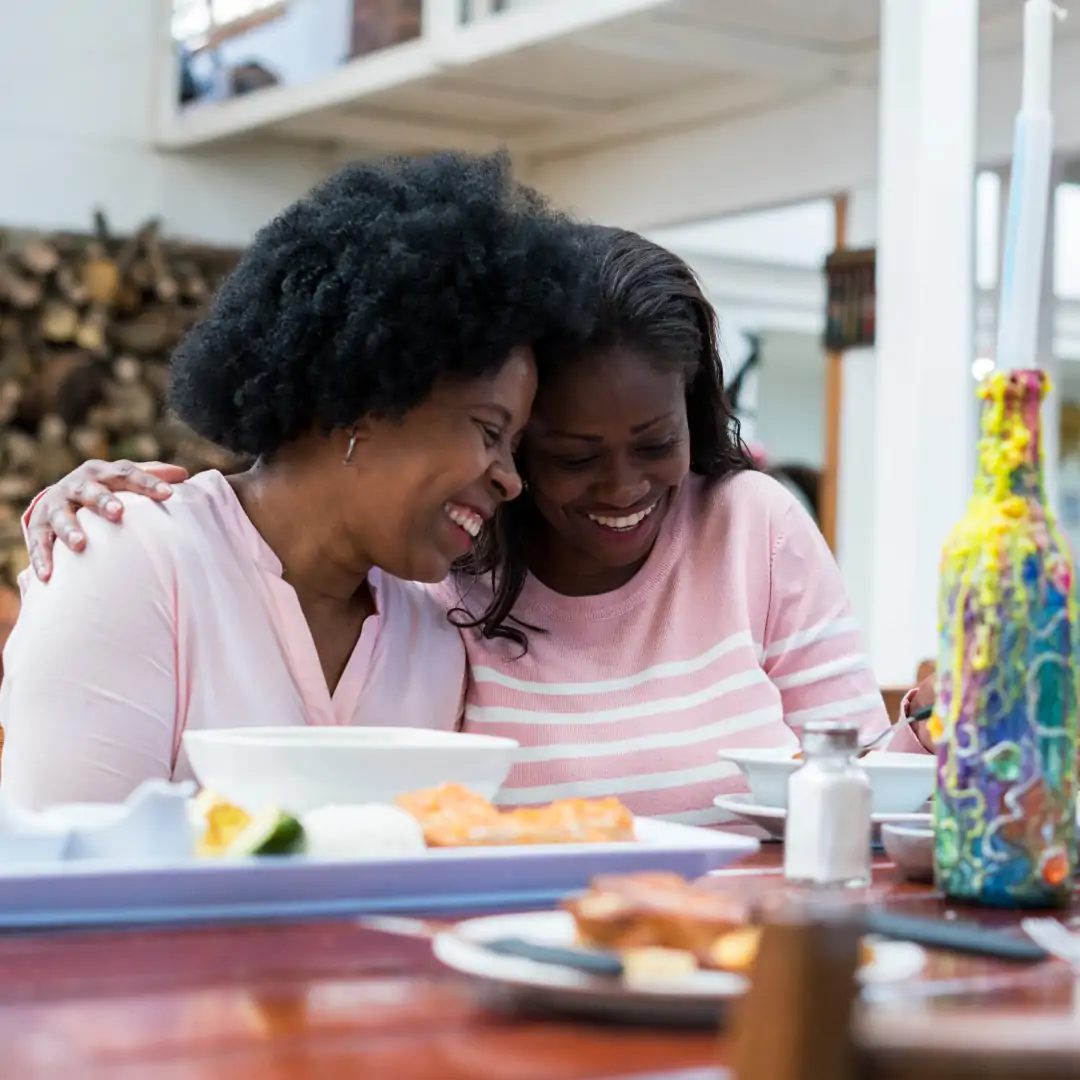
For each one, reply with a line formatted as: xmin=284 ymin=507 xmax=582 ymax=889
xmin=229 ymin=462 xmax=373 ymax=606
xmin=525 ymin=522 xmax=653 ymax=597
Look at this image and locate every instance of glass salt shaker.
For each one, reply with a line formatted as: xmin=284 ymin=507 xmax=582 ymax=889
xmin=783 ymin=720 xmax=872 ymax=889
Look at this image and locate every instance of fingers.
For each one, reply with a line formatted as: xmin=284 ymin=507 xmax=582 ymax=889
xmin=911 ymin=676 xmax=935 ymax=713
xmin=58 ymin=459 xmax=176 ymax=500
xmin=908 ymin=676 xmax=936 ymax=752
xmin=135 ymin=461 xmax=190 ymax=485
xmin=102 ymin=460 xmax=175 ymax=500
xmin=25 ymin=458 xmax=183 ymax=583
xmin=48 ymin=505 xmax=86 ymax=551
xmin=69 ymin=480 xmax=125 ymax=520
xmin=28 ymin=508 xmax=82 ymax=583
xmin=29 ymin=524 xmax=56 ymax=582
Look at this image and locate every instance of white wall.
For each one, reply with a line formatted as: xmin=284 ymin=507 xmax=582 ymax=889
xmin=0 ymin=0 xmax=336 ymax=245
xmin=754 ymin=331 xmax=825 ymax=467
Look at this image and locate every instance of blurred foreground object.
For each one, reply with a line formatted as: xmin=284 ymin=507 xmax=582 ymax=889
xmin=730 ymin=906 xmax=1080 ymax=1080
xmin=729 ymin=906 xmax=861 ymax=1080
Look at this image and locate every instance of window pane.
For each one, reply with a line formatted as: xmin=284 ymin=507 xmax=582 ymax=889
xmin=173 ymin=0 xmax=281 ymax=41
xmin=975 ymin=170 xmax=1000 ymax=291
xmin=172 ymin=0 xmax=212 ymax=41
xmin=1055 ymin=183 xmax=1080 ymax=299
xmin=211 ymin=0 xmax=279 ymax=24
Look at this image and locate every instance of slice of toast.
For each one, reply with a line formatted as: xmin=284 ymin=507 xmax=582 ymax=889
xmin=395 ymin=785 xmax=636 ymax=847
xmin=564 ymin=872 xmax=753 ymax=955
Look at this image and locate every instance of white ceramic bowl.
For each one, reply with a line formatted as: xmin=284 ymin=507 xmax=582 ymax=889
xmin=182 ymin=727 xmax=519 ymax=814
xmin=880 ymin=823 xmax=935 ymax=882
xmin=717 ymin=748 xmax=936 ymax=816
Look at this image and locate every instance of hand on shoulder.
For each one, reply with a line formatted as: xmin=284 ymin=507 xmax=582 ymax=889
xmin=26 ymin=460 xmax=189 ymax=582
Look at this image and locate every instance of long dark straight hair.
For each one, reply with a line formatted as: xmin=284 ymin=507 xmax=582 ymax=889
xmin=449 ymin=226 xmax=757 ymax=650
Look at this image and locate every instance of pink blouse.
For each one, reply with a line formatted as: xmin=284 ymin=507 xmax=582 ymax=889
xmin=0 ymin=471 xmax=466 ymax=809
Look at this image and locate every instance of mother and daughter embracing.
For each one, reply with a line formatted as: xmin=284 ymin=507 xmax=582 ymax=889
xmin=0 ymin=150 xmax=932 ymax=823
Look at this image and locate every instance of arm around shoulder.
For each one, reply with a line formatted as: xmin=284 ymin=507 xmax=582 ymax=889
xmin=0 ymin=500 xmax=179 ymax=808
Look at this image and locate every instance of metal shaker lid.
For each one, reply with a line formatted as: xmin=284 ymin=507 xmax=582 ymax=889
xmin=800 ymin=719 xmax=860 ymax=756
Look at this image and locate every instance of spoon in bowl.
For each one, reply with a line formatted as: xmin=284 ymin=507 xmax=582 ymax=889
xmin=859 ymin=704 xmax=933 ymax=756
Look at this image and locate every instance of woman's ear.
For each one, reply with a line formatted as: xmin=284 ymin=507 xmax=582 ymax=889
xmin=340 ymin=421 xmax=373 ymax=466
xmin=349 ymin=418 xmax=375 ymax=443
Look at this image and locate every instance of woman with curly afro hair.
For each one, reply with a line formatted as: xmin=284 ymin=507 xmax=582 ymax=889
xmin=0 ymin=151 xmax=585 ymax=808
xmin=19 ymin=224 xmax=931 ymax=828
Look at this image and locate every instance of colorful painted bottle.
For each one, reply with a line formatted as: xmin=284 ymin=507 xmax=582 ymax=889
xmin=933 ymin=369 xmax=1078 ymax=907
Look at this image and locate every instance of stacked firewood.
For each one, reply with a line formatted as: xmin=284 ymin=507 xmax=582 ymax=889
xmin=0 ymin=212 xmax=240 ymax=627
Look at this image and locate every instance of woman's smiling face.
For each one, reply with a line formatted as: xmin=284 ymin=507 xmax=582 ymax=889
xmin=520 ymin=345 xmax=692 ymax=595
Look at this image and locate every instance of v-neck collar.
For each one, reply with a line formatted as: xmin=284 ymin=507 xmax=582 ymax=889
xmin=198 ymin=470 xmax=384 ymax=726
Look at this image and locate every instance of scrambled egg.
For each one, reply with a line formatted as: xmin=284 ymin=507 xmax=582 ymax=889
xmin=193 ymin=790 xmax=252 ymax=855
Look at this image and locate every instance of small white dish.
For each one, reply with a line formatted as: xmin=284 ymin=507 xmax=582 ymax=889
xmin=0 ymin=781 xmax=196 ymax=866
xmin=713 ymin=793 xmax=931 ymax=842
xmin=717 ymin=747 xmax=935 ymax=815
xmin=434 ymin=910 xmax=925 ymax=1027
xmin=183 ymin=726 xmax=519 ymax=814
xmin=880 ymin=823 xmax=935 ymax=883
xmin=0 ymin=808 xmax=69 ymax=865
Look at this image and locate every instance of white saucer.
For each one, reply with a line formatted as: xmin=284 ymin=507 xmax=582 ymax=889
xmin=434 ymin=910 xmax=925 ymax=1027
xmin=714 ymin=793 xmax=932 ymax=842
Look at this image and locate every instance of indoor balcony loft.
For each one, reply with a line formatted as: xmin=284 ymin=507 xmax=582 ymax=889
xmin=157 ymin=0 xmax=905 ymax=160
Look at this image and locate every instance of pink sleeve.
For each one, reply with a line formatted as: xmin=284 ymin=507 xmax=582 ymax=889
xmin=762 ymin=501 xmax=926 ymax=754
xmin=0 ymin=506 xmax=179 ymax=809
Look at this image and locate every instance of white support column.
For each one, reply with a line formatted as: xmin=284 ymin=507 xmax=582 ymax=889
xmin=836 ymin=184 xmax=878 ymax=647
xmin=870 ymin=0 xmax=979 ymax=687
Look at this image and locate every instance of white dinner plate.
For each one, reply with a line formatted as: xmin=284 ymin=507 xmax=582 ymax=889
xmin=434 ymin=910 xmax=926 ymax=1027
xmin=714 ymin=793 xmax=932 ymax=842
xmin=0 ymin=816 xmax=759 ymax=930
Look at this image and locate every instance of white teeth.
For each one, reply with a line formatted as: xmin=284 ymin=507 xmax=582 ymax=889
xmin=445 ymin=503 xmax=483 ymax=538
xmin=587 ymin=502 xmax=657 ymax=531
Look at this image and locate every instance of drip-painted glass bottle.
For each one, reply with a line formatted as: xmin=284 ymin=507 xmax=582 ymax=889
xmin=933 ymin=369 xmax=1078 ymax=907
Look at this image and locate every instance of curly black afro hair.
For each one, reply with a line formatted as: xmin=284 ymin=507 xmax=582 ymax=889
xmin=167 ymin=150 xmax=587 ymax=458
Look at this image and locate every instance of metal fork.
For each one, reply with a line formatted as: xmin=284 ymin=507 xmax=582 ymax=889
xmin=1021 ymin=917 xmax=1080 ymax=967
xmin=859 ymin=710 xmax=918 ymax=754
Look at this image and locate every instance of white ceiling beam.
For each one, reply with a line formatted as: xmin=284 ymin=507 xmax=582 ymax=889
xmin=527 ymin=33 xmax=1080 ymax=231
xmin=569 ymin=18 xmax=863 ymax=83
xmin=529 ymin=80 xmax=876 ymax=229
xmin=156 ymin=39 xmax=438 ymax=150
xmin=278 ymin=112 xmax=506 ymax=154
xmin=512 ymin=75 xmax=802 ymax=158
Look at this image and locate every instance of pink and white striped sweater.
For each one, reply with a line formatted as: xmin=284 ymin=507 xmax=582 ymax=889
xmin=436 ymin=471 xmax=923 ymax=827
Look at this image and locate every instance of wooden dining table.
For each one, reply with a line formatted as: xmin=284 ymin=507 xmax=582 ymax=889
xmin=1 ymin=846 xmax=1078 ymax=1080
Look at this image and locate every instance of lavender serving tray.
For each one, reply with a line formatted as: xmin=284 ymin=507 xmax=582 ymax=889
xmin=0 ymin=818 xmax=758 ymax=930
